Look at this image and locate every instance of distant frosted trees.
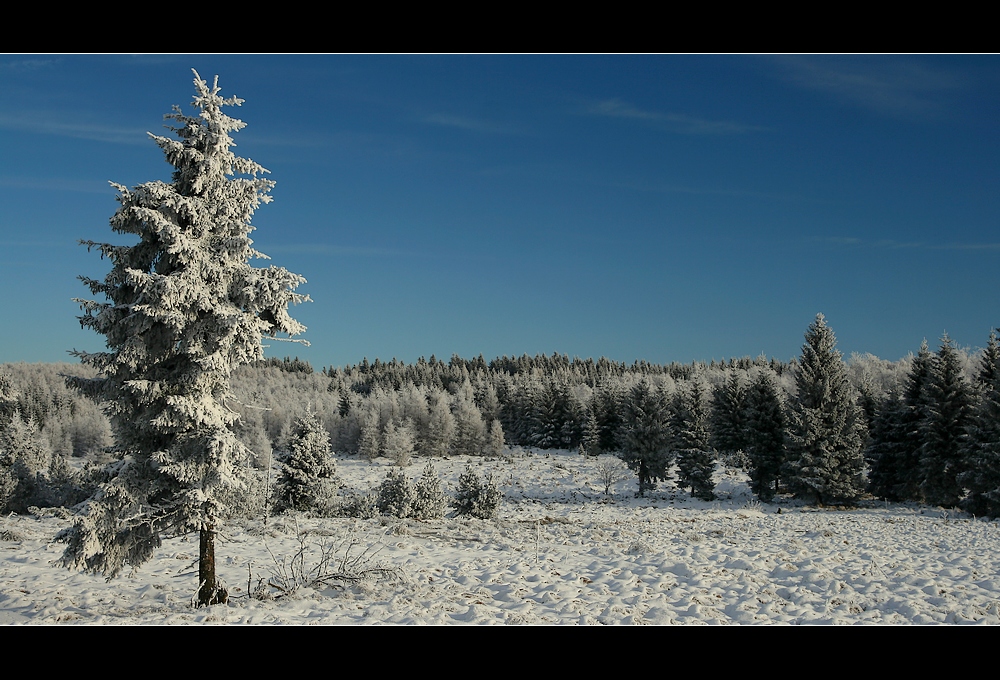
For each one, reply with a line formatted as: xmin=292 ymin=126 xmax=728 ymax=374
xmin=783 ymin=315 xmax=866 ymax=505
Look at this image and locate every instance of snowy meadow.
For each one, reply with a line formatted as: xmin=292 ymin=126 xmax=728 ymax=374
xmin=3 ymin=448 xmax=999 ymax=625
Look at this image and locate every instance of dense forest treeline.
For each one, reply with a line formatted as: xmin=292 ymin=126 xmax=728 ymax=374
xmin=2 ymin=318 xmax=999 ymax=517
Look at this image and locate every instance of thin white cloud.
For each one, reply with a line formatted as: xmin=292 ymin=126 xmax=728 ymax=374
xmin=254 ymin=243 xmax=421 ymax=258
xmin=587 ymin=99 xmax=766 ymax=135
xmin=773 ymin=56 xmax=964 ymax=119
xmin=0 ymin=58 xmax=59 ymax=72
xmin=423 ymin=113 xmax=521 ymax=135
xmin=0 ymin=113 xmax=149 ymax=145
xmin=824 ymin=236 xmax=1000 ymax=251
xmin=0 ymin=176 xmax=113 ymax=194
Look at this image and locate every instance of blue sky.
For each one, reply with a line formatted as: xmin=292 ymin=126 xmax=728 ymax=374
xmin=1 ymin=54 xmax=998 ymax=369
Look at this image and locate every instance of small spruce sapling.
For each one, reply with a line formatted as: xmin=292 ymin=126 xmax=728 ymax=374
xmin=377 ymin=468 xmax=416 ymax=518
xmin=453 ymin=464 xmax=502 ymax=519
xmin=411 ymin=462 xmax=447 ymax=519
xmin=272 ymin=412 xmax=338 ymax=516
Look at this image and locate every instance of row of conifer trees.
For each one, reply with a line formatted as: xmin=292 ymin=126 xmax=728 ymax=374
xmin=4 ymin=317 xmax=1000 ymax=515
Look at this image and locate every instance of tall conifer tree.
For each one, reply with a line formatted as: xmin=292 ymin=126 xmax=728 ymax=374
xmin=783 ymin=315 xmax=866 ymax=505
xmin=60 ymin=72 xmax=308 ymax=605
xmin=919 ymin=335 xmax=974 ymax=507
xmin=743 ymin=368 xmax=786 ymax=502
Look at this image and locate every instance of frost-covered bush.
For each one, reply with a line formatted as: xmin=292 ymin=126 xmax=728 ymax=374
xmin=411 ymin=462 xmax=447 ymax=520
xmin=341 ymin=491 xmax=378 ymax=519
xmin=453 ymin=464 xmax=503 ymax=519
xmin=218 ymin=458 xmax=270 ymax=520
xmin=377 ymin=468 xmax=416 ymax=518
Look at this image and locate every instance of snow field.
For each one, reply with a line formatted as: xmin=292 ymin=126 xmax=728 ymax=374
xmin=3 ymin=448 xmax=1000 ymax=625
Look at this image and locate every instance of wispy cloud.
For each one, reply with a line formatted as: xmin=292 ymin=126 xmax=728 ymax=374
xmin=773 ymin=56 xmax=964 ymax=119
xmin=423 ymin=113 xmax=521 ymax=135
xmin=253 ymin=243 xmax=422 ymax=258
xmin=0 ymin=58 xmax=59 ymax=72
xmin=823 ymin=236 xmax=1000 ymax=251
xmin=586 ymin=99 xmax=766 ymax=135
xmin=0 ymin=176 xmax=113 ymax=194
xmin=0 ymin=113 xmax=148 ymax=145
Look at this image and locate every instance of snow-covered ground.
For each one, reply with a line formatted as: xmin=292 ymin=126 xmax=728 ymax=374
xmin=3 ymin=449 xmax=1000 ymax=625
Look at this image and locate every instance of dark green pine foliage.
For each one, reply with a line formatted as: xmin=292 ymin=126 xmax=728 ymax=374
xmin=672 ymin=381 xmax=715 ymax=501
xmin=742 ymin=369 xmax=786 ymax=502
xmin=892 ymin=341 xmax=936 ymax=501
xmin=919 ymin=335 xmax=974 ymax=508
xmin=709 ymin=372 xmax=748 ymax=458
xmin=592 ymin=382 xmax=624 ymax=454
xmin=959 ymin=333 xmax=1000 ymax=517
xmin=618 ymin=380 xmax=672 ymax=496
xmin=865 ymin=389 xmax=912 ymax=501
xmin=783 ymin=314 xmax=867 ymax=505
xmin=272 ymin=412 xmax=337 ymax=515
xmin=976 ymin=329 xmax=1000 ymax=389
xmin=531 ymin=380 xmax=583 ymax=450
xmin=581 ymin=405 xmax=602 ymax=456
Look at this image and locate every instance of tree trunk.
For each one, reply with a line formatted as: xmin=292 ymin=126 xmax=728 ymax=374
xmin=197 ymin=525 xmax=228 ymax=606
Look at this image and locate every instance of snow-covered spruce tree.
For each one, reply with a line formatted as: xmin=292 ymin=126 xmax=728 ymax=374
xmin=453 ymin=464 xmax=502 ymax=519
xmin=889 ymin=340 xmax=936 ymax=501
xmin=272 ymin=412 xmax=337 ymax=516
xmin=742 ymin=368 xmax=787 ymax=502
xmin=959 ymin=334 xmax=1000 ymax=517
xmin=0 ymin=411 xmax=55 ymax=513
xmin=783 ymin=315 xmax=866 ymax=505
xmin=919 ymin=335 xmax=974 ymax=508
xmin=618 ymin=379 xmax=672 ymax=497
xmin=671 ymin=380 xmax=716 ymax=501
xmin=865 ymin=389 xmax=911 ymax=501
xmin=709 ymin=371 xmax=749 ymax=459
xmin=377 ymin=467 xmax=416 ymax=518
xmin=59 ymin=72 xmax=308 ymax=606
xmin=411 ymin=461 xmax=447 ymax=519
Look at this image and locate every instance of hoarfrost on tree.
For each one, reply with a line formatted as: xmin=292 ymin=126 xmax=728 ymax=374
xmin=59 ymin=70 xmax=309 ymax=606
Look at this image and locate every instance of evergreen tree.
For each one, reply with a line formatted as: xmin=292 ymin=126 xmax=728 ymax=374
xmin=959 ymin=338 xmax=1000 ymax=517
xmin=377 ymin=467 xmax=416 ymax=518
xmin=382 ymin=419 xmax=416 ymax=467
xmin=783 ymin=315 xmax=866 ymax=505
xmin=272 ymin=412 xmax=337 ymax=515
xmin=743 ymin=369 xmax=786 ymax=502
xmin=581 ymin=406 xmax=602 ymax=457
xmin=486 ymin=419 xmax=506 ymax=457
xmin=672 ymin=381 xmax=715 ymax=501
xmin=866 ymin=389 xmax=911 ymax=501
xmin=919 ymin=335 xmax=974 ymax=507
xmin=453 ymin=464 xmax=502 ymax=519
xmin=411 ymin=462 xmax=447 ymax=519
xmin=893 ymin=341 xmax=936 ymax=501
xmin=59 ymin=72 xmax=308 ymax=605
xmin=618 ymin=380 xmax=672 ymax=496
xmin=976 ymin=329 xmax=1000 ymax=390
xmin=0 ymin=411 xmax=55 ymax=513
xmin=709 ymin=372 xmax=748 ymax=457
